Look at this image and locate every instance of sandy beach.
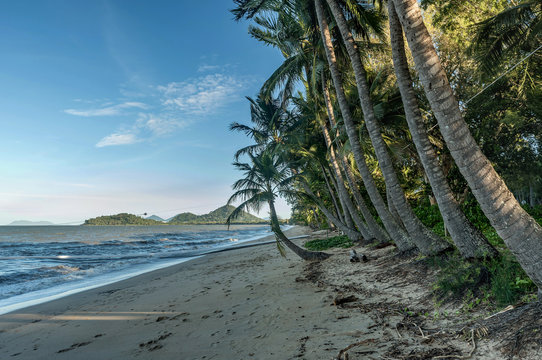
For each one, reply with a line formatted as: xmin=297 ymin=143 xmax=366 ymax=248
xmin=1 ymin=226 xmax=541 ymax=359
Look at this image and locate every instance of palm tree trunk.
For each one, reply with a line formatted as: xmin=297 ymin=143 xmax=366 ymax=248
xmin=268 ymin=199 xmax=331 ymax=260
xmin=301 ymin=181 xmax=363 ymax=241
xmin=322 ymin=74 xmax=390 ymax=243
xmin=392 ymin=0 xmax=542 ymax=287
xmin=386 ymin=185 xmax=404 ymax=229
xmin=321 ymin=164 xmax=346 ymax=224
xmin=340 ymin=155 xmax=390 ymax=243
xmin=325 ymin=0 xmax=450 ymax=256
xmin=315 ymin=0 xmax=416 ymax=253
xmin=388 ymin=1 xmax=496 ymax=259
xmin=322 ymin=74 xmax=388 ymax=242
xmin=319 ymin=119 xmax=373 ymax=239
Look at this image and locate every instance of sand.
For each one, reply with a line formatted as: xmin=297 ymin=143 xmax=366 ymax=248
xmin=1 ymin=226 xmax=540 ymax=359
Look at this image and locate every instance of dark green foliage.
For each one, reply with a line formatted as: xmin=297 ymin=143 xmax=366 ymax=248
xmin=420 ymin=199 xmax=542 ymax=308
xmin=525 ymin=204 xmax=542 ymax=219
xmin=304 ymin=235 xmax=353 ymax=251
xmin=84 ymin=213 xmax=165 ymax=226
xmin=431 ymin=252 xmax=537 ymax=309
xmin=413 ymin=202 xmax=446 ymax=237
xmin=169 ymin=205 xmax=266 ymax=225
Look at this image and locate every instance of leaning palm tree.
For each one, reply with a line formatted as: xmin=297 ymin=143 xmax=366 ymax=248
xmin=392 ymin=0 xmax=542 ymax=290
xmin=321 ymin=0 xmax=451 ymax=256
xmin=227 ymin=149 xmax=331 ymax=260
xmin=387 ymin=1 xmax=497 ymax=259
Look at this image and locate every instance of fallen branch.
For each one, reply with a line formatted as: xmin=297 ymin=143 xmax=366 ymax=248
xmin=433 ymin=329 xmax=476 ymax=359
xmin=335 ymin=339 xmax=376 ymax=360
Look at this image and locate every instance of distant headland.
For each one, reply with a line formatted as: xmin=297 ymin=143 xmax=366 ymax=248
xmin=8 ymin=220 xmax=55 ymax=226
xmin=83 ymin=205 xmax=268 ymax=226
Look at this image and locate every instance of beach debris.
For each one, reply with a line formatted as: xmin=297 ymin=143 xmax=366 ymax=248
xmin=333 ymin=294 xmax=357 ymax=306
xmin=349 ymin=249 xmax=367 ymax=263
xmin=335 ymin=338 xmax=377 ymax=360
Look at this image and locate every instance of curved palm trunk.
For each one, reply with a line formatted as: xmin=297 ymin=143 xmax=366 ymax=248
xmin=319 ymin=119 xmax=373 ymax=239
xmin=322 ymin=126 xmax=373 ymax=239
xmin=341 ymin=156 xmax=391 ymax=242
xmin=322 ymin=75 xmax=388 ymax=242
xmin=392 ymin=0 xmax=542 ymax=286
xmin=323 ymin=75 xmax=390 ymax=242
xmin=268 ymin=198 xmax=331 ymax=260
xmin=301 ymin=181 xmax=363 ymax=241
xmin=325 ymin=0 xmax=450 ymax=256
xmin=315 ymin=0 xmax=416 ymax=253
xmin=321 ymin=164 xmax=346 ymax=224
xmin=386 ymin=186 xmax=404 ymax=229
xmin=325 ymin=163 xmax=356 ymax=229
xmin=388 ymin=2 xmax=496 ymax=259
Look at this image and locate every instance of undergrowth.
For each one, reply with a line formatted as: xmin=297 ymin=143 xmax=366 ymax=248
xmin=429 ymin=252 xmax=537 ymax=310
xmin=304 ymin=235 xmax=353 ymax=251
xmin=414 ymin=200 xmax=541 ymax=309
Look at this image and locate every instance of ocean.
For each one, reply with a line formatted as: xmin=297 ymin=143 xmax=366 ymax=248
xmin=0 ymin=224 xmax=278 ymax=315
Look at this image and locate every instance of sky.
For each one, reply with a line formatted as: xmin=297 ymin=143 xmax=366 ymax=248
xmin=0 ymin=0 xmax=289 ymax=224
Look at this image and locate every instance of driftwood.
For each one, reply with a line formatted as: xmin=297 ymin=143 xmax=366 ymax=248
xmin=333 ymin=295 xmax=357 ymax=306
xmin=350 ymin=249 xmax=368 ymax=263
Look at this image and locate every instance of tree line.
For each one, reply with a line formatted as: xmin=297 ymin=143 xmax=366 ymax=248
xmin=226 ymin=0 xmax=542 ymax=296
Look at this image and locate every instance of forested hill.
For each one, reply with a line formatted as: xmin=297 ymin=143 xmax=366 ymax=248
xmin=168 ymin=205 xmax=266 ymax=224
xmin=83 ymin=206 xmax=266 ymax=225
xmin=84 ymin=213 xmax=165 ymax=226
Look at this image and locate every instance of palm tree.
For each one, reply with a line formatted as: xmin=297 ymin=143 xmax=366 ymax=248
xmin=387 ymin=1 xmax=497 ymax=259
xmin=322 ymin=0 xmax=451 ymax=256
xmin=314 ymin=0 xmax=417 ymax=253
xmin=470 ymin=0 xmax=542 ymax=74
xmin=392 ymin=0 xmax=542 ymax=289
xmin=246 ymin=4 xmax=373 ymax=240
xmin=230 ymin=94 xmax=299 ymax=161
xmin=227 ymin=149 xmax=331 ymax=260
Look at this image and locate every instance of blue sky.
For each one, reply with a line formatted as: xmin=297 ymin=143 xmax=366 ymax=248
xmin=0 ymin=1 xmax=289 ymax=224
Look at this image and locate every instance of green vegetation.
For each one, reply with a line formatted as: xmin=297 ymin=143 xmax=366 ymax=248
xmin=304 ymin=235 xmax=353 ymax=251
xmin=83 ymin=205 xmax=266 ymax=226
xmin=431 ymin=252 xmax=537 ymax=309
xmin=169 ymin=205 xmax=266 ymax=225
xmin=84 ymin=213 xmax=165 ymax=226
xmin=417 ymin=202 xmax=541 ymax=308
xmin=230 ymin=0 xmax=542 ymax=304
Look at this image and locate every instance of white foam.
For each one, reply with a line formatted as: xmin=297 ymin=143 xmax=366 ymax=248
xmin=0 ymin=256 xmax=200 ymax=315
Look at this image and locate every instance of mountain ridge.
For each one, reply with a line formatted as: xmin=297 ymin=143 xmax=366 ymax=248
xmin=84 ymin=205 xmax=266 ymax=225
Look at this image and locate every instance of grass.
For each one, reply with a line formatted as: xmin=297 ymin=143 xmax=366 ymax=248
xmin=304 ymin=235 xmax=353 ymax=251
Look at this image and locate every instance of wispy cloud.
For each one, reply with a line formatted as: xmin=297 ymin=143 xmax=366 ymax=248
xmin=64 ymin=102 xmax=147 ymax=117
xmin=158 ymin=74 xmax=245 ymax=116
xmin=66 ymin=64 xmax=249 ymax=148
xmin=96 ymin=133 xmax=139 ymax=147
xmin=137 ymin=113 xmax=189 ymax=136
xmin=197 ymin=63 xmax=233 ymax=73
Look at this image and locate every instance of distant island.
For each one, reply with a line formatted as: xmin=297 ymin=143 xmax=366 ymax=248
xmin=8 ymin=220 xmax=55 ymax=226
xmin=83 ymin=205 xmax=267 ymax=226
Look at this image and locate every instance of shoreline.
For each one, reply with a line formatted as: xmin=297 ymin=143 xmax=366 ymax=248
xmin=0 ymin=225 xmax=315 ymax=359
xmin=0 ymin=224 xmax=292 ymax=316
xmin=1 ymin=226 xmax=535 ymax=359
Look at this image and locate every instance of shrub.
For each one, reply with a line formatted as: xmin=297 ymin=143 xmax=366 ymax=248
xmin=304 ymin=235 xmax=353 ymax=251
xmin=431 ymin=252 xmax=536 ymax=310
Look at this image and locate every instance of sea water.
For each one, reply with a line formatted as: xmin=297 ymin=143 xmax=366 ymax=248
xmin=0 ymin=224 xmax=279 ymax=314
